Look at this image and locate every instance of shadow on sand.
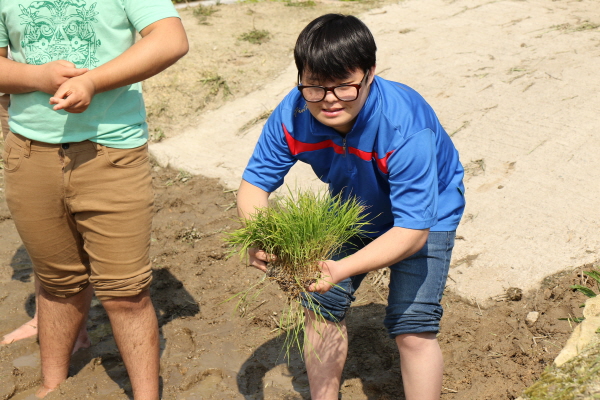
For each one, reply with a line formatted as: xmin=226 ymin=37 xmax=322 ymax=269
xmin=7 ymin=245 xmax=200 ymax=399
xmin=236 ymin=302 xmax=405 ymax=400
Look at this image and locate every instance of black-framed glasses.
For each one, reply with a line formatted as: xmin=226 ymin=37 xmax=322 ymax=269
xmin=297 ymin=72 xmax=369 ymax=103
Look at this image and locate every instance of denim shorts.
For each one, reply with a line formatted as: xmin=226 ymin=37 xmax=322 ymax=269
xmin=301 ymin=231 xmax=455 ymax=338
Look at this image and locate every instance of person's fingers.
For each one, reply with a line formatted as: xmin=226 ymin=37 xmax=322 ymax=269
xmin=50 ymin=84 xmax=72 ymax=103
xmin=254 ymin=250 xmax=277 ymax=262
xmin=64 ymin=103 xmax=87 ymax=114
xmin=307 ymin=278 xmax=331 ymax=294
xmin=55 ymin=60 xmax=76 ymax=68
xmin=69 ymin=67 xmax=89 ymax=77
xmin=51 ymin=95 xmax=76 ymax=111
xmin=252 ymin=261 xmax=268 ymax=273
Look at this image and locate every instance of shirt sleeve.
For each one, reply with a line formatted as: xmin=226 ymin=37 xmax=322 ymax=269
xmin=124 ymin=0 xmax=180 ymax=33
xmin=242 ymin=108 xmax=297 ymax=193
xmin=0 ymin=15 xmax=8 ymax=48
xmin=387 ymin=128 xmax=439 ymax=229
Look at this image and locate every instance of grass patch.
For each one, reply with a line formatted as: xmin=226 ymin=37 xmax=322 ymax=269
xmin=550 ymin=21 xmax=600 ymax=32
xmin=199 ymin=72 xmax=232 ymax=99
xmin=239 ymin=29 xmax=271 ymax=45
xmin=522 ymin=342 xmax=600 ymax=399
xmin=151 ymin=127 xmax=166 ymax=142
xmin=226 ymin=189 xmax=371 ymax=357
xmin=285 ymin=0 xmax=317 ymax=7
xmin=193 ymin=5 xmax=220 ymax=25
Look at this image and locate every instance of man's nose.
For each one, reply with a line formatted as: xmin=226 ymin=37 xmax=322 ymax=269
xmin=323 ymin=89 xmax=338 ymax=102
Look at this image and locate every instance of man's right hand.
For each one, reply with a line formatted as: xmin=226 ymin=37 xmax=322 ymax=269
xmin=37 ymin=60 xmax=88 ymax=95
xmin=247 ymin=248 xmax=277 ymax=273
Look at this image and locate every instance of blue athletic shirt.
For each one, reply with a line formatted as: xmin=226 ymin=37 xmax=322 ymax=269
xmin=242 ymin=76 xmax=466 ymax=235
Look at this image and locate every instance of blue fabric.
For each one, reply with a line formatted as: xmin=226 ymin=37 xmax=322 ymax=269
xmin=302 ymin=231 xmax=455 ymax=338
xmin=242 ymin=76 xmax=466 ymax=234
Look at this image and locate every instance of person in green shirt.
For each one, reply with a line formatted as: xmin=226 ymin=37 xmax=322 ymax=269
xmin=0 ymin=1 xmax=188 ymax=398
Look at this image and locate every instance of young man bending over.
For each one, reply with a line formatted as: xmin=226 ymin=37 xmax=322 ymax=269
xmin=237 ymin=14 xmax=465 ymax=400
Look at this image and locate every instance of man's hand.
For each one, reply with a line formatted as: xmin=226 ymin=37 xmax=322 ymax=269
xmin=37 ymin=60 xmax=88 ymax=95
xmin=247 ymin=248 xmax=277 ymax=273
xmin=49 ymin=74 xmax=96 ymax=113
xmin=307 ymin=259 xmax=344 ymax=294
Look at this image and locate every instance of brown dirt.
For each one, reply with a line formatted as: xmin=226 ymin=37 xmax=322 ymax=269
xmin=1 ymin=2 xmax=599 ymax=399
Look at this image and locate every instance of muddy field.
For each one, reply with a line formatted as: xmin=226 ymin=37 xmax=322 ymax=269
xmin=0 ymin=164 xmax=595 ymax=399
xmin=1 ymin=1 xmax=599 ymax=399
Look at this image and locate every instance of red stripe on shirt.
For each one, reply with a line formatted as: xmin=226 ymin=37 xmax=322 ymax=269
xmin=282 ymin=123 xmax=393 ymax=174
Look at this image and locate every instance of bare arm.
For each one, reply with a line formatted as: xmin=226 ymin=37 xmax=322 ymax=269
xmin=309 ymin=226 xmax=429 ymax=293
xmin=237 ymin=179 xmax=272 ymax=272
xmin=50 ymin=17 xmax=189 ymax=113
xmin=237 ymin=179 xmax=270 ymax=219
xmin=0 ymin=47 xmax=88 ymax=94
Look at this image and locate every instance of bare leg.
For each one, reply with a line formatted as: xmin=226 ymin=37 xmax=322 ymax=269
xmin=1 ymin=278 xmax=91 ymax=352
xmin=395 ymin=332 xmax=443 ymax=400
xmin=36 ymin=284 xmax=93 ymax=398
xmin=102 ymin=290 xmax=159 ymax=400
xmin=304 ymin=309 xmax=347 ymax=400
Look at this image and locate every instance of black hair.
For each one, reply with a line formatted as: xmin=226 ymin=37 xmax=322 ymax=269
xmin=294 ymin=14 xmax=377 ymax=83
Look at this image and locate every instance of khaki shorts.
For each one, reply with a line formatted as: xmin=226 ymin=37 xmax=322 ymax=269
xmin=0 ymin=94 xmax=9 ymax=145
xmin=2 ymin=131 xmax=154 ymax=300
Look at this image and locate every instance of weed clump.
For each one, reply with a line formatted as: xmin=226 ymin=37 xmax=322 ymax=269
xmin=239 ymin=29 xmax=270 ymax=45
xmin=522 ymin=342 xmax=600 ymax=399
xmin=285 ymin=0 xmax=317 ymax=7
xmin=193 ymin=5 xmax=219 ymax=25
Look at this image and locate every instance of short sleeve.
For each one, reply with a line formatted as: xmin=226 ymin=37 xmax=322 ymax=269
xmin=124 ymin=0 xmax=180 ymax=33
xmin=387 ymin=128 xmax=439 ymax=229
xmin=0 ymin=14 xmax=8 ymax=47
xmin=242 ymin=109 xmax=297 ymax=193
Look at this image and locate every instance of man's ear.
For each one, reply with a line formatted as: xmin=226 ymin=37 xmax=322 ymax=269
xmin=368 ymin=65 xmax=377 ymax=84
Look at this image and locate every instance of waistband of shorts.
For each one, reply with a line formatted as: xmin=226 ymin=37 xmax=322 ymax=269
xmin=6 ymin=131 xmax=102 ymax=154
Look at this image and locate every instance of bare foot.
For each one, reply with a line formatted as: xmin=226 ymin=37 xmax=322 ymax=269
xmin=35 ymin=384 xmax=56 ymax=398
xmin=72 ymin=327 xmax=91 ymax=354
xmin=0 ymin=319 xmax=38 ymax=344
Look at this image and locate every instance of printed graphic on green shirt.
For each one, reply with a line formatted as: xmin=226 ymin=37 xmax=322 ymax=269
xmin=18 ymin=0 xmax=100 ymax=68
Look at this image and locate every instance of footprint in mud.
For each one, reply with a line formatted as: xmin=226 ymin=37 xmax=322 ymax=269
xmin=180 ymin=368 xmax=225 ymax=396
xmin=6 ymin=387 xmax=40 ymax=400
xmin=12 ymin=352 xmax=40 ymax=369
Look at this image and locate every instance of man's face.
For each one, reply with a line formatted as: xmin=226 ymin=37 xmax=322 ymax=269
xmin=300 ymin=66 xmax=376 ymax=135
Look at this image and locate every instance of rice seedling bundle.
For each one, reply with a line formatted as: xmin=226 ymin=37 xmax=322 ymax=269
xmin=227 ymin=189 xmax=370 ymax=298
xmin=226 ymin=189 xmax=370 ymax=355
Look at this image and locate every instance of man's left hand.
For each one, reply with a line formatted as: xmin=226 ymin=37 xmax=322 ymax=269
xmin=307 ymin=259 xmax=344 ymax=294
xmin=49 ymin=74 xmax=96 ymax=113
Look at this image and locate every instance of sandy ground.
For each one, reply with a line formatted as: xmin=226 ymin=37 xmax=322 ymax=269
xmin=1 ymin=0 xmax=600 ymax=399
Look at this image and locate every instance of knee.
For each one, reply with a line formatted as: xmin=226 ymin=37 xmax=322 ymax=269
xmin=395 ymin=332 xmax=438 ymax=353
xmin=101 ymin=290 xmax=152 ymax=313
xmin=92 ymin=268 xmax=153 ymax=301
xmin=37 ymin=273 xmax=90 ymax=299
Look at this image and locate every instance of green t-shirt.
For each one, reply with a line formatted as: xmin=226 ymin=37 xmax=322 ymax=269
xmin=0 ymin=0 xmax=179 ymax=148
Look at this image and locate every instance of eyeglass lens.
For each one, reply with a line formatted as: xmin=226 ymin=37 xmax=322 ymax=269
xmin=302 ymin=86 xmax=359 ymax=102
